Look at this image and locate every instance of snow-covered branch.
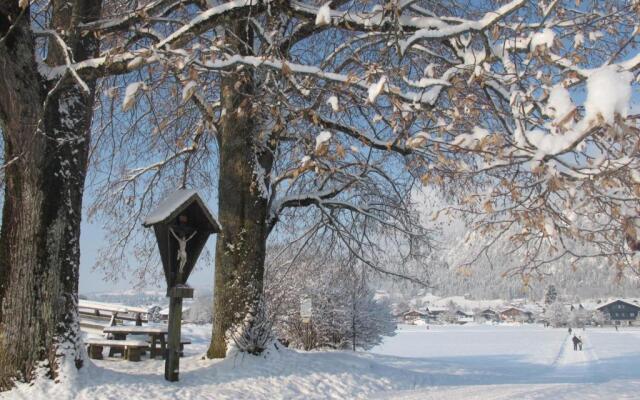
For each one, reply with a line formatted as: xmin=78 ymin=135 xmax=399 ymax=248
xmin=85 ymin=0 xmax=640 ymax=283
xmin=399 ymin=0 xmax=526 ymax=53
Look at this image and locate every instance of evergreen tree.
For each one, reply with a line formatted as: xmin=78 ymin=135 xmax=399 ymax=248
xmin=544 ymin=285 xmax=559 ymax=305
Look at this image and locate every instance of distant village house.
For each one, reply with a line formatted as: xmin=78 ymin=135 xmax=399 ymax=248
xmin=475 ymin=308 xmax=500 ymax=323
xmin=400 ymin=309 xmax=429 ymax=324
xmin=499 ymin=307 xmax=533 ymax=323
xmin=597 ymin=300 xmax=640 ymax=326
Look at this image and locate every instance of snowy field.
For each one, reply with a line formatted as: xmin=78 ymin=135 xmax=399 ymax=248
xmin=372 ymin=324 xmax=640 ymax=399
xmin=6 ymin=324 xmax=640 ymax=399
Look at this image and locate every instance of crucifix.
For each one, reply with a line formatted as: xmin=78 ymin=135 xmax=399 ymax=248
xmin=169 ymin=215 xmax=197 ymax=281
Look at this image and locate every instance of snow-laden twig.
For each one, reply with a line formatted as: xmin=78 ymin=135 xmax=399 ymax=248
xmin=399 ymin=0 xmax=526 ymax=53
xmin=34 ymin=29 xmax=90 ymax=94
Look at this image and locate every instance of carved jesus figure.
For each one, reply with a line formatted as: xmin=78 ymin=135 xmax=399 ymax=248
xmin=169 ymin=217 xmax=197 ymax=280
xmin=170 ymin=227 xmax=197 ymax=279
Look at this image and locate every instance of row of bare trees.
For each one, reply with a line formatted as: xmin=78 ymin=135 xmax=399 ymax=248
xmin=1 ymin=0 xmax=639 ymax=390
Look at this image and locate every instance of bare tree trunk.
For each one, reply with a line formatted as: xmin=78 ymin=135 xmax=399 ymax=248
xmin=0 ymin=1 xmax=101 ymax=389
xmin=352 ymin=289 xmax=357 ymax=351
xmin=207 ymin=21 xmax=274 ymax=358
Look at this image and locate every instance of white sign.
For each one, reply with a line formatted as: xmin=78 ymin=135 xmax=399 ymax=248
xmin=300 ymin=297 xmax=312 ymax=323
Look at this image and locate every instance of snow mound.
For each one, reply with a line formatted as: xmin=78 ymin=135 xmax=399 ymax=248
xmin=451 ymin=127 xmax=489 ymax=148
xmin=368 ymin=76 xmax=387 ymax=103
xmin=122 ymin=82 xmax=146 ymax=112
xmin=584 ymin=65 xmax=634 ymax=125
xmin=530 ymin=28 xmax=555 ymax=50
xmin=573 ymin=32 xmax=584 ymax=48
xmin=589 ymin=31 xmax=604 ymax=41
xmin=315 ymin=2 xmax=332 ymax=26
xmin=546 ymin=84 xmax=574 ymax=123
xmin=300 ymin=155 xmax=314 ymax=169
xmin=327 ymin=95 xmax=339 ymax=112
xmin=315 ymin=131 xmax=332 ymax=152
xmin=524 ymin=128 xmax=556 ymax=154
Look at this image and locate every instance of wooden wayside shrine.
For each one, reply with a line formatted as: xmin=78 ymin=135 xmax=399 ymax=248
xmin=143 ymin=189 xmax=221 ymax=381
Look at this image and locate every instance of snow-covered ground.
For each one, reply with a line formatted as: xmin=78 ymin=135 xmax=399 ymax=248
xmin=372 ymin=324 xmax=640 ymax=399
xmin=5 ymin=324 xmax=640 ymax=399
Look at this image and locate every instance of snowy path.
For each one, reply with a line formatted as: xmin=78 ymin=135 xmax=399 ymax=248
xmin=547 ymin=332 xmax=597 ymax=382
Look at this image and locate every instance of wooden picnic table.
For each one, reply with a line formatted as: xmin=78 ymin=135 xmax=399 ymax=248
xmin=103 ymin=325 xmax=168 ymax=359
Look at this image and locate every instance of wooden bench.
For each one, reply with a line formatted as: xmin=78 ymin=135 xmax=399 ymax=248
xmin=103 ymin=325 xmax=168 ymax=359
xmin=79 ymin=318 xmax=107 ymax=332
xmin=179 ymin=339 xmax=191 ymax=356
xmin=146 ymin=338 xmax=191 ymax=357
xmin=86 ymin=339 xmax=148 ymax=362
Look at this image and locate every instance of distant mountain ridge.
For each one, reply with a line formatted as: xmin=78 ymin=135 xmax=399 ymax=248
xmin=81 ymin=287 xmax=213 ymax=308
xmin=80 ymin=290 xmax=168 ymax=308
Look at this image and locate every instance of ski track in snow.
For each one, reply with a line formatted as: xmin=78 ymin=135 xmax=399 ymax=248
xmin=542 ymin=331 xmax=598 ymax=385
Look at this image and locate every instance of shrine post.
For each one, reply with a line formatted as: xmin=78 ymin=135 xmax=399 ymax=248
xmin=143 ymin=189 xmax=221 ymax=381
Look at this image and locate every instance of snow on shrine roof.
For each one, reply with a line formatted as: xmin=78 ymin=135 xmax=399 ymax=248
xmin=143 ymin=189 xmax=221 ymax=231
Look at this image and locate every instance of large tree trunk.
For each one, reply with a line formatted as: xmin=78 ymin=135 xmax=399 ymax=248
xmin=0 ymin=1 xmax=101 ymax=389
xmin=207 ymin=21 xmax=273 ymax=358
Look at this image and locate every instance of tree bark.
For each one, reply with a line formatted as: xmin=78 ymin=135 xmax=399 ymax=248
xmin=207 ymin=21 xmax=273 ymax=358
xmin=0 ymin=0 xmax=101 ymax=389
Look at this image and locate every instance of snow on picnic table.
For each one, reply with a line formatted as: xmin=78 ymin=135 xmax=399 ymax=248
xmin=6 ymin=324 xmax=640 ymax=400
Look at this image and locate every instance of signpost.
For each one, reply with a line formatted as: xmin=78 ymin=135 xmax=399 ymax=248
xmin=300 ymin=296 xmax=312 ymax=324
xmin=300 ymin=296 xmax=314 ymax=350
xmin=143 ymin=189 xmax=221 ymax=381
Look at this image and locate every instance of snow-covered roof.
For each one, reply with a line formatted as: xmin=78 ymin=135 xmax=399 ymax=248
xmin=456 ymin=310 xmax=473 ymax=317
xmin=403 ymin=309 xmax=428 ymax=316
xmin=499 ymin=306 xmax=530 ymax=314
xmin=596 ymin=298 xmax=640 ymax=311
xmin=143 ymin=189 xmax=221 ymax=232
xmin=418 ymin=294 xmax=506 ymax=312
